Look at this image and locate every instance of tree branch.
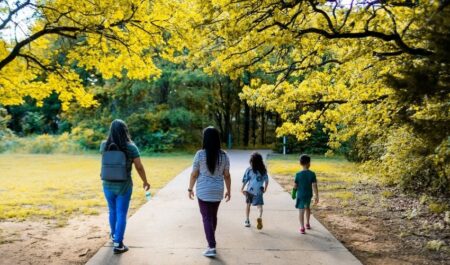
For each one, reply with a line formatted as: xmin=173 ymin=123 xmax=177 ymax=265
xmin=290 ymin=27 xmax=433 ymax=56
xmin=0 ymin=0 xmax=32 ymax=31
xmin=0 ymin=26 xmax=83 ymax=71
xmin=254 ymin=0 xmax=433 ymax=57
xmin=18 ymin=53 xmax=51 ymax=71
xmin=231 ymin=46 xmax=275 ymax=71
xmin=295 ymin=95 xmax=389 ymax=107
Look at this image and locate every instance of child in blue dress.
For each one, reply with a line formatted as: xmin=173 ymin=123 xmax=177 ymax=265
xmin=241 ymin=152 xmax=269 ymax=230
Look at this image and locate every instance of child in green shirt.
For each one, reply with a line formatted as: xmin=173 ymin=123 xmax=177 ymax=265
xmin=293 ymin=154 xmax=319 ymax=234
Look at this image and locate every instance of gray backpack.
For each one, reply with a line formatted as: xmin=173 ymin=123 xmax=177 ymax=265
xmin=101 ymin=143 xmax=128 ymax=181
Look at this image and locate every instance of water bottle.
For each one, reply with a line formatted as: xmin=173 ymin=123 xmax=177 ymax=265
xmin=145 ymin=191 xmax=151 ymax=201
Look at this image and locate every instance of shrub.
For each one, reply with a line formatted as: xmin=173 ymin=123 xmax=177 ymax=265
xmin=141 ymin=129 xmax=184 ymax=152
xmin=57 ymin=132 xmax=82 ymax=153
xmin=363 ymin=126 xmax=450 ymax=196
xmin=70 ymin=126 xmax=104 ymax=150
xmin=28 ymin=134 xmax=57 ymax=153
xmin=273 ymin=123 xmax=329 ymax=155
xmin=0 ymin=133 xmax=81 ymax=154
xmin=126 ymin=112 xmax=186 ymax=152
xmin=0 ymin=107 xmax=16 ymax=153
xmin=21 ymin=112 xmax=45 ymax=135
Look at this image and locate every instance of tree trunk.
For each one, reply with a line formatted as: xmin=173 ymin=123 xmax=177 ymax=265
xmin=224 ymin=79 xmax=232 ymax=145
xmin=251 ymin=106 xmax=257 ymax=147
xmin=235 ymin=102 xmax=241 ymax=146
xmin=159 ymin=74 xmax=170 ymax=104
xmin=260 ymin=109 xmax=265 ymax=145
xmin=275 ymin=113 xmax=282 ymax=127
xmin=215 ymin=111 xmax=224 ymax=138
xmin=243 ymin=102 xmax=250 ymax=147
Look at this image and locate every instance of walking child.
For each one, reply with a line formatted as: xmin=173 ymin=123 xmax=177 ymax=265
xmin=293 ymin=154 xmax=319 ymax=234
xmin=241 ymin=152 xmax=269 ymax=230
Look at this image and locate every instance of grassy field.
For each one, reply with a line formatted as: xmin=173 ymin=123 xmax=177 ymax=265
xmin=267 ymin=154 xmax=364 ymax=202
xmin=0 ymin=153 xmax=192 ymax=220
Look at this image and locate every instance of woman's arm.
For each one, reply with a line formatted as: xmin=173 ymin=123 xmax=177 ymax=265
xmin=224 ymin=169 xmax=231 ymax=202
xmin=133 ymin=157 xmax=150 ymax=191
xmin=188 ymin=169 xmax=199 ymax=199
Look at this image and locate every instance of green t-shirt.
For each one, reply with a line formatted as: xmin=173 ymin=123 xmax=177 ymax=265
xmin=100 ymin=141 xmax=140 ymax=195
xmin=294 ymin=169 xmax=317 ymax=199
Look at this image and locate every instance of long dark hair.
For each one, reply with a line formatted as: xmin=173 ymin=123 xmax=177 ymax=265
xmin=202 ymin=126 xmax=221 ymax=174
xmin=105 ymin=119 xmax=132 ymax=153
xmin=250 ymin=152 xmax=267 ymax=176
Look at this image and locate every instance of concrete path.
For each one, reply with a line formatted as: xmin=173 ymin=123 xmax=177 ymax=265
xmin=86 ymin=150 xmax=361 ymax=265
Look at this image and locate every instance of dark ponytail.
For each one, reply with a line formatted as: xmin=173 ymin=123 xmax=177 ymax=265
xmin=202 ymin=126 xmax=221 ymax=174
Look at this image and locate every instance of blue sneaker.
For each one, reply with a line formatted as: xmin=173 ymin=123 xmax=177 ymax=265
xmin=202 ymin=247 xmax=216 ymax=257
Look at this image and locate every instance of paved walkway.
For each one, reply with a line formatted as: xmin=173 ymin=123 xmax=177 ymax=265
xmin=86 ymin=150 xmax=361 ymax=265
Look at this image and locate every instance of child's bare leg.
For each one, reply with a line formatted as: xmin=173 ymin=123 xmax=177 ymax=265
xmin=257 ymin=205 xmax=263 ymax=218
xmin=299 ymin=209 xmax=305 ymax=228
xmin=305 ymin=208 xmax=311 ymax=225
xmin=246 ymin=203 xmax=251 ymax=220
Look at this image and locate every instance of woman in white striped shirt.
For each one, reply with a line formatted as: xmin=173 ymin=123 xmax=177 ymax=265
xmin=188 ymin=126 xmax=231 ymax=257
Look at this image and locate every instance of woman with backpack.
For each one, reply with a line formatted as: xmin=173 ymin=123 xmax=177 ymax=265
xmin=188 ymin=126 xmax=231 ymax=257
xmin=100 ymin=119 xmax=151 ymax=254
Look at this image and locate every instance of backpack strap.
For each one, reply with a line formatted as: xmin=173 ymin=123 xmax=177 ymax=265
xmin=105 ymin=142 xmax=129 ymax=160
xmin=107 ymin=142 xmax=120 ymax=151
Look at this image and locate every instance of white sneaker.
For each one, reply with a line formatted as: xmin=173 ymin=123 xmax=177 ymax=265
xmin=203 ymin=247 xmax=216 ymax=257
xmin=244 ymin=220 xmax=251 ymax=227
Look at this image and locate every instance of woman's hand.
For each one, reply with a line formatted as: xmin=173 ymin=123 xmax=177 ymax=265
xmin=134 ymin=158 xmax=150 ymax=191
xmin=188 ymin=170 xmax=199 ymax=200
xmin=188 ymin=190 xmax=195 ymax=200
xmin=225 ymin=191 xmax=231 ymax=202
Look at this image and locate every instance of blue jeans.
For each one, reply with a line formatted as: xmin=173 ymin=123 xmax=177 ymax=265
xmin=103 ymin=186 xmax=132 ymax=243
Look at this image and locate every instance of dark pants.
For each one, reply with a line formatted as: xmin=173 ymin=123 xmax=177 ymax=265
xmin=198 ymin=199 xmax=221 ymax=248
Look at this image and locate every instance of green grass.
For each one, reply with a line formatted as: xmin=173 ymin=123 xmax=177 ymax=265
xmin=267 ymin=154 xmax=361 ymax=202
xmin=0 ymin=153 xmax=192 ymax=220
xmin=267 ymin=154 xmax=360 ymax=183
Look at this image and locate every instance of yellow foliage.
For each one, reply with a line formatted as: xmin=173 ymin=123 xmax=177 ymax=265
xmin=0 ymin=0 xmax=180 ymax=109
xmin=170 ymin=1 xmax=449 ymax=194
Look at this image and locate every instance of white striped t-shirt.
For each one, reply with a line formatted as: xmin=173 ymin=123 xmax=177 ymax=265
xmin=193 ymin=150 xmax=230 ymax=202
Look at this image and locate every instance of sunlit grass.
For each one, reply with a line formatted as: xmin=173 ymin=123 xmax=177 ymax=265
xmin=267 ymin=154 xmax=362 ymax=203
xmin=332 ymin=191 xmax=355 ymax=200
xmin=0 ymin=153 xmax=192 ymax=220
xmin=267 ymin=154 xmax=360 ymax=183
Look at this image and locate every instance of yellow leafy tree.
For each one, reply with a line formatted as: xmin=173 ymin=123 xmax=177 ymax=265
xmin=0 ymin=0 xmax=177 ymax=110
xmin=172 ymin=0 xmax=449 ymax=193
